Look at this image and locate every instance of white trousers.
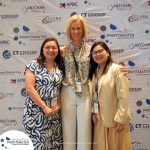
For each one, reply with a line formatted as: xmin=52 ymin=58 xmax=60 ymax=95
xmin=61 ymin=85 xmax=91 ymax=150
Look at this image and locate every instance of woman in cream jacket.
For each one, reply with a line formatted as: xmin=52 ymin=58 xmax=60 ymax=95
xmin=89 ymin=41 xmax=132 ymax=150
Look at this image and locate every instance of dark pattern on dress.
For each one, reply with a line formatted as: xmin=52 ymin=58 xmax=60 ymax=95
xmin=22 ymin=60 xmax=63 ymax=150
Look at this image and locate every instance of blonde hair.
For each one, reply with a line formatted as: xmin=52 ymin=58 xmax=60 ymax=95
xmin=66 ymin=15 xmax=88 ymax=41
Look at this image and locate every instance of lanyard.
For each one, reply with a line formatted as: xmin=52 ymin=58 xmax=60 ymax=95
xmin=71 ymin=48 xmax=81 ymax=81
xmin=95 ymin=65 xmax=100 ymax=99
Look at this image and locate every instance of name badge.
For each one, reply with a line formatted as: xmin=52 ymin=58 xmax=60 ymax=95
xmin=50 ymin=97 xmax=57 ymax=107
xmin=93 ymin=100 xmax=99 ymax=114
xmin=76 ymin=80 xmax=82 ymax=93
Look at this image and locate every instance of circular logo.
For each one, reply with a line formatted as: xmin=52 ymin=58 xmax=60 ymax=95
xmin=0 ymin=130 xmax=33 ymax=150
xmin=3 ymin=50 xmax=12 ymax=59
xmin=21 ymin=88 xmax=27 ymax=97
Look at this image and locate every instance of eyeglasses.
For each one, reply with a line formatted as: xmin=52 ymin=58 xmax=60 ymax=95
xmin=92 ymin=49 xmax=105 ymax=56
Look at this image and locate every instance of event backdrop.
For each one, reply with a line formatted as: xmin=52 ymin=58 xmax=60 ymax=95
xmin=0 ymin=0 xmax=150 ymax=149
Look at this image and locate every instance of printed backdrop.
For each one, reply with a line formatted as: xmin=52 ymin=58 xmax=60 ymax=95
xmin=0 ymin=0 xmax=150 ymax=149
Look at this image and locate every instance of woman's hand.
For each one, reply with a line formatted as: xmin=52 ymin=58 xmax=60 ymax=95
xmin=52 ymin=105 xmax=61 ymax=114
xmin=43 ymin=106 xmax=54 ymax=116
xmin=113 ymin=121 xmax=124 ymax=132
xmin=119 ymin=65 xmax=128 ymax=76
xmin=92 ymin=113 xmax=98 ymax=125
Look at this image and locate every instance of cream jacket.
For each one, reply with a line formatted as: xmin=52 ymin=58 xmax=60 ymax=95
xmin=89 ymin=63 xmax=131 ymax=127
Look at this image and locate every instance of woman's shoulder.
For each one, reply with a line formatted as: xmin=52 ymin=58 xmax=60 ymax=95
xmin=109 ymin=63 xmax=120 ymax=73
xmin=111 ymin=63 xmax=120 ymax=68
xmin=27 ymin=59 xmax=38 ymax=65
xmin=26 ymin=59 xmax=39 ymax=69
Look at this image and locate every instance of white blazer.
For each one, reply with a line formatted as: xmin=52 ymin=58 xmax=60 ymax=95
xmin=89 ymin=63 xmax=131 ymax=127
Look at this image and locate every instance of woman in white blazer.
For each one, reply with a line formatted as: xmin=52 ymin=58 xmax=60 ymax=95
xmin=89 ymin=41 xmax=132 ymax=150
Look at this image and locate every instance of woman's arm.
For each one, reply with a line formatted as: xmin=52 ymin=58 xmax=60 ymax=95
xmin=25 ymin=69 xmax=54 ymax=116
xmin=114 ymin=66 xmax=129 ymax=124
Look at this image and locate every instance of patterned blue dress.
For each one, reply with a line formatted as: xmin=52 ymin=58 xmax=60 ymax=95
xmin=22 ymin=60 xmax=63 ymax=150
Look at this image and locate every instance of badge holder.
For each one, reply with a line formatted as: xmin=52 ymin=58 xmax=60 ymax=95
xmin=76 ymin=79 xmax=82 ymax=93
xmin=93 ymin=99 xmax=99 ymax=114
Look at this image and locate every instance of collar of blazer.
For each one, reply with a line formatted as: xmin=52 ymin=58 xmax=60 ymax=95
xmin=97 ymin=63 xmax=112 ymax=95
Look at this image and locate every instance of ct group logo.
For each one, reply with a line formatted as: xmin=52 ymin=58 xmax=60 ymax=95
xmin=0 ymin=130 xmax=33 ymax=150
xmin=21 ymin=88 xmax=27 ymax=97
xmin=2 ymin=49 xmax=37 ymax=59
xmin=3 ymin=50 xmax=12 ymax=59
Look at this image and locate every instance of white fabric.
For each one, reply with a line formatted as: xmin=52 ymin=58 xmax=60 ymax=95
xmin=61 ymin=85 xmax=91 ymax=150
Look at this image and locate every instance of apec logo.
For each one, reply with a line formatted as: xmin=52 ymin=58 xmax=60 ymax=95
xmin=10 ymin=78 xmax=25 ymax=84
xmin=0 ymin=40 xmax=10 ymax=45
xmin=85 ymin=38 xmax=96 ymax=45
xmin=60 ymin=2 xmax=78 ymax=8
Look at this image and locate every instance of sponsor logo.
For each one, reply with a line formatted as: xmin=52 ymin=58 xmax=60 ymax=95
xmin=42 ymin=16 xmax=61 ymax=24
xmin=128 ymin=68 xmax=150 ymax=75
xmin=128 ymin=14 xmax=149 ymax=22
xmin=13 ymin=26 xmax=47 ymax=45
xmin=0 ymin=92 xmax=14 ymax=99
xmin=81 ymin=12 xmax=106 ymax=18
xmin=0 ymin=120 xmax=17 ymax=126
xmin=3 ymin=50 xmax=12 ymax=59
xmin=21 ymin=88 xmax=27 ymax=97
xmin=0 ymin=14 xmax=19 ymax=19
xmin=129 ymin=42 xmax=150 ymax=50
xmin=136 ymin=98 xmax=150 ymax=118
xmin=59 ymin=2 xmax=78 ymax=8
xmin=0 ymin=71 xmax=22 ymax=75
xmin=10 ymin=78 xmax=25 ymax=84
xmin=111 ymin=49 xmax=125 ymax=54
xmin=0 ymin=130 xmax=33 ymax=149
xmin=85 ymin=38 xmax=96 ymax=45
xmin=22 ymin=5 xmax=45 ymax=13
xmin=129 ymin=88 xmax=142 ymax=92
xmin=100 ymin=24 xmax=134 ymax=44
xmin=0 ymin=40 xmax=10 ymax=45
xmin=108 ymin=3 xmax=132 ymax=11
xmin=8 ymin=107 xmax=23 ymax=111
xmin=2 ymin=50 xmax=37 ymax=59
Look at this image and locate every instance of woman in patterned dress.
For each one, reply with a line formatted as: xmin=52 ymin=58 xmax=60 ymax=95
xmin=22 ymin=37 xmax=65 ymax=150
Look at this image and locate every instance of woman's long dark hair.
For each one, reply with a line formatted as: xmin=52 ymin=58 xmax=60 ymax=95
xmin=37 ymin=37 xmax=65 ymax=75
xmin=88 ymin=41 xmax=113 ymax=80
